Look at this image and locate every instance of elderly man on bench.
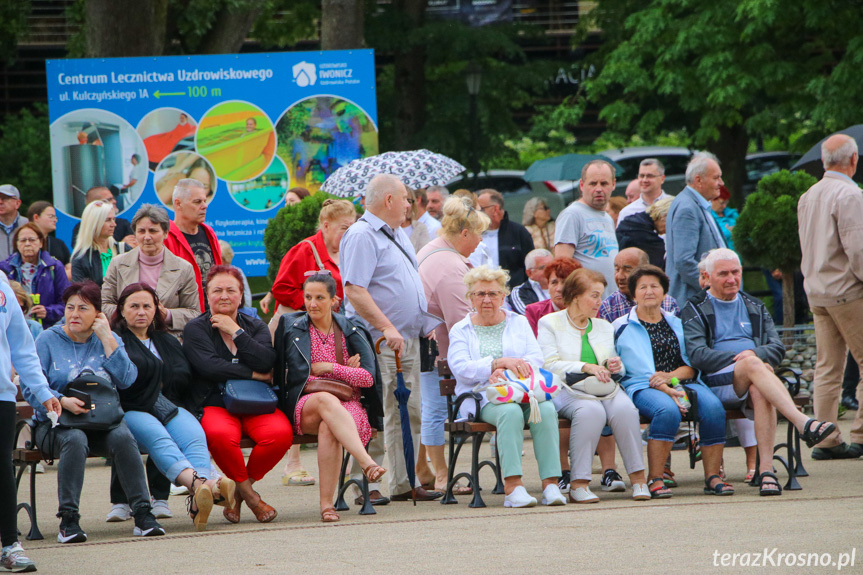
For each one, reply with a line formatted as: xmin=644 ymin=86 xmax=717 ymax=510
xmin=681 ymin=248 xmax=835 ymax=496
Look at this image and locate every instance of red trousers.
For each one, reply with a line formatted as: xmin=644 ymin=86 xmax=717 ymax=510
xmin=201 ymin=406 xmax=293 ymax=483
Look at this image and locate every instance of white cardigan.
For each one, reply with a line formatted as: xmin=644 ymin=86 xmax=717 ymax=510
xmin=448 ymin=309 xmax=544 ymax=417
xmin=537 ymin=310 xmax=624 ymax=404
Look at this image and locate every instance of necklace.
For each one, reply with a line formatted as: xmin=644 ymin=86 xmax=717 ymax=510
xmin=312 ymin=323 xmax=332 ymax=346
xmin=566 ymin=312 xmax=590 ymax=331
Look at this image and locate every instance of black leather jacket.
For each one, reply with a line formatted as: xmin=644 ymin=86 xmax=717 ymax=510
xmin=275 ymin=311 xmax=384 ymax=430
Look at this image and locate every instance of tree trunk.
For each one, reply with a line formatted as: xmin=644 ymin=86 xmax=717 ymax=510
xmin=781 ymin=270 xmax=795 ymax=328
xmin=392 ymin=0 xmax=427 ymax=151
xmin=198 ymin=3 xmax=267 ymax=54
xmin=322 ymin=0 xmax=364 ymax=50
xmin=85 ymin=0 xmax=168 ymax=57
xmin=710 ymin=123 xmax=749 ymax=210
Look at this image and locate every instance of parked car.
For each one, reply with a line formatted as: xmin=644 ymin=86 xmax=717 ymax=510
xmin=447 ymin=169 xmax=567 ymax=221
xmin=744 ymin=151 xmax=801 ymax=195
xmin=599 ymin=146 xmax=694 ymax=197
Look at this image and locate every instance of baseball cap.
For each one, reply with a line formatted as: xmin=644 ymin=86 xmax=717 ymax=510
xmin=0 ymin=185 xmax=21 ymax=199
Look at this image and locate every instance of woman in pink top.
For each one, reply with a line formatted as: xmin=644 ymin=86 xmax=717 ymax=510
xmin=416 ymin=197 xmax=490 ymax=493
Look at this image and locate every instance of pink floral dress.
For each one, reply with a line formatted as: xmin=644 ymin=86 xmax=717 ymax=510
xmin=294 ymin=325 xmax=374 ymax=444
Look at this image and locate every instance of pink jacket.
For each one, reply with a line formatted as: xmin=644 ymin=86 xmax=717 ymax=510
xmin=417 ymin=237 xmax=471 ymax=357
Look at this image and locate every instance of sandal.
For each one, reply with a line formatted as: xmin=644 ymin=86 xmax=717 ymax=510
xmin=662 ymin=467 xmax=677 ymax=488
xmin=321 ymin=507 xmax=340 ymax=523
xmin=249 ymin=497 xmax=277 ymax=523
xmin=362 ymin=463 xmax=387 ymax=483
xmin=703 ymin=474 xmax=734 ymax=496
xmin=282 ymin=469 xmax=316 ymax=486
xmin=758 ymin=471 xmax=782 ymax=496
xmin=213 ymin=477 xmax=237 ymax=509
xmin=648 ymin=477 xmax=672 ymax=499
xmin=188 ymin=483 xmax=213 ymax=532
xmin=452 ymin=483 xmax=473 ymax=496
xmin=801 ymin=419 xmax=837 ymax=448
xmin=223 ymin=496 xmax=242 ymax=524
xmin=744 ymin=469 xmax=756 ymax=483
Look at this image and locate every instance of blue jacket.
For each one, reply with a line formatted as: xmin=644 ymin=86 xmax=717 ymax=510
xmin=28 ymin=324 xmax=137 ymax=421
xmin=665 ymin=187 xmax=726 ymax=305
xmin=612 ymin=307 xmax=695 ymax=397
xmin=0 ymin=251 xmax=70 ymax=328
xmin=0 ymin=280 xmax=54 ymax=406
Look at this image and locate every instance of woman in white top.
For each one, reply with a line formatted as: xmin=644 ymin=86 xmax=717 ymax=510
xmin=448 ymin=265 xmax=564 ymax=508
xmin=538 ymin=268 xmax=649 ymax=503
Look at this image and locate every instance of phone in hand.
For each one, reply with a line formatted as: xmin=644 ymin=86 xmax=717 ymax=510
xmin=65 ymin=388 xmax=91 ymax=410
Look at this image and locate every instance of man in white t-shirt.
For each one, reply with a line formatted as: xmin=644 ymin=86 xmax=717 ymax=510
xmin=553 ymin=160 xmax=619 ymax=297
xmin=616 ymin=158 xmax=673 ymax=228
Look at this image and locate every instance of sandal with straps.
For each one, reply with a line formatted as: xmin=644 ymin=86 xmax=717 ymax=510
xmin=703 ymin=474 xmax=734 ymax=496
xmin=801 ymin=419 xmax=836 ymax=448
xmin=758 ymin=471 xmax=782 ymax=497
xmin=223 ymin=495 xmax=242 ymax=524
xmin=249 ymin=496 xmax=277 ymax=523
xmin=648 ymin=477 xmax=672 ymax=499
xmin=186 ymin=472 xmax=214 ymax=532
xmin=321 ymin=507 xmax=340 ymax=523
xmin=213 ymin=477 xmax=237 ymax=510
xmin=363 ymin=463 xmax=387 ymax=483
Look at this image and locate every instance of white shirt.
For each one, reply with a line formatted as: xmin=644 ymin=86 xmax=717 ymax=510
xmin=529 ymin=279 xmax=550 ymax=301
xmin=469 ymin=228 xmax=500 ymax=268
xmin=616 ymin=191 xmax=672 ymax=228
xmin=418 ymin=211 xmax=442 ymax=237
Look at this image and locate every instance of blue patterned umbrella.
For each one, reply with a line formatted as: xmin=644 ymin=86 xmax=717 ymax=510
xmin=321 ymin=149 xmax=466 ymax=197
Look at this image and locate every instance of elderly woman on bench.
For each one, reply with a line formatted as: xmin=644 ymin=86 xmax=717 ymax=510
xmin=448 ymin=265 xmax=564 ymax=508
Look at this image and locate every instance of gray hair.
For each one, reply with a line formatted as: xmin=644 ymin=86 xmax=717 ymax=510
xmin=522 ymin=197 xmax=547 ymax=226
xmin=427 ymin=185 xmax=450 ymax=199
xmin=685 ymin=152 xmax=719 ymax=184
xmin=703 ymin=247 xmax=740 ymax=274
xmin=525 ymin=248 xmax=552 ymax=270
xmin=822 ymin=136 xmax=858 ymax=169
xmin=647 ymin=197 xmax=673 ymax=221
xmin=218 ymin=240 xmax=234 ymax=264
xmin=640 ymin=158 xmax=665 ymax=176
xmin=131 ymin=203 xmax=171 ymax=233
xmin=365 ymin=173 xmax=404 ymax=207
xmin=463 ymin=265 xmax=511 ymax=297
xmin=172 ymin=178 xmax=207 ymax=203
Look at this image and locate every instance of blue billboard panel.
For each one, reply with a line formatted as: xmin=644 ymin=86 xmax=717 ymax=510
xmin=46 ymin=50 xmax=378 ymax=276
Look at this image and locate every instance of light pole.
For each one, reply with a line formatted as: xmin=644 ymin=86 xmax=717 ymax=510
xmin=465 ymin=61 xmax=482 ymax=178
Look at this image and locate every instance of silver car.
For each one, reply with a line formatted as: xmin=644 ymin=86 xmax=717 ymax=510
xmin=599 ymin=146 xmax=694 ymax=197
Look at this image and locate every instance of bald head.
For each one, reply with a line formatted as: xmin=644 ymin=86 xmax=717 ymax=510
xmin=85 ymin=186 xmax=114 ymax=205
xmin=614 ymin=248 xmax=649 ymax=296
xmin=365 ymin=173 xmax=410 ymax=228
xmin=625 ymin=180 xmax=640 ymax=204
xmin=822 ymin=134 xmax=858 ymax=175
xmin=365 ymin=174 xmax=405 ymax=207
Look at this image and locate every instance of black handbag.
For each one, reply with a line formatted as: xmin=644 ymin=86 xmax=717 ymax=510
xmin=58 ymin=371 xmax=125 ymax=431
xmin=420 ymin=336 xmax=438 ymax=373
xmin=222 ymin=379 xmax=278 ymax=415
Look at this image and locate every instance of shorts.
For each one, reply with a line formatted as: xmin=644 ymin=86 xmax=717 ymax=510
xmin=705 ymin=371 xmax=753 ymax=419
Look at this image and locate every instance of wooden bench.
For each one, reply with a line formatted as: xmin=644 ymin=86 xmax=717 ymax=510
xmin=13 ymin=388 xmax=374 ymax=541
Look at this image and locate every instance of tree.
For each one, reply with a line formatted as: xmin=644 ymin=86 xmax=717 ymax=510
xmin=733 ymin=169 xmax=816 ymax=327
xmin=0 ymin=104 xmax=52 ymax=208
xmin=581 ymin=0 xmax=818 ymax=207
xmin=322 ymin=0 xmax=363 ymax=50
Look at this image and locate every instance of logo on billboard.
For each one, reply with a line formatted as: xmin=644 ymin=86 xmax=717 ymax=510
xmin=293 ymin=62 xmax=317 ymax=87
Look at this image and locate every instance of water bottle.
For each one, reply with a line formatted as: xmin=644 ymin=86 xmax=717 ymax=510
xmin=669 ymin=377 xmax=691 ymax=409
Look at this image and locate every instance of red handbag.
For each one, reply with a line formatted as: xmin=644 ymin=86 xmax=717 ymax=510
xmin=302 ymin=321 xmax=353 ymax=402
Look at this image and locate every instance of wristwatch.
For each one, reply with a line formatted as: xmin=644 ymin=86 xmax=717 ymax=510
xmin=232 ymin=328 xmax=245 ymax=340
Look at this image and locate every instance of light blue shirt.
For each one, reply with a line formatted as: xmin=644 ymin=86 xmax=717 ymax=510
xmin=824 ymin=170 xmax=858 ymax=187
xmin=684 ymin=186 xmax=726 ymax=249
xmin=340 ymin=210 xmax=441 ymax=339
xmin=706 ymin=293 xmax=755 ymax=359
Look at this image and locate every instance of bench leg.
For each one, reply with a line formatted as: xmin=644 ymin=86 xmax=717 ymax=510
xmin=441 ymin=434 xmax=468 ymax=505
xmin=334 ymin=449 xmax=376 ymax=515
xmin=15 ymin=462 xmax=43 ymax=541
xmin=466 ymin=432 xmax=487 ymax=508
xmin=490 ymin=443 xmax=505 ymax=495
xmin=792 ymin=426 xmax=808 ymax=477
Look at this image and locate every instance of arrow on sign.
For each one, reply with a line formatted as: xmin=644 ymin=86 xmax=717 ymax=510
xmin=154 ymin=91 xmax=184 ymax=99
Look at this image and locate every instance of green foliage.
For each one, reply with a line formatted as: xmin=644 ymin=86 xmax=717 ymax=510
xmin=733 ymin=169 xmax=817 ymax=272
xmin=0 ymin=104 xmax=52 ymax=207
xmin=0 ymin=0 xmax=30 ymax=64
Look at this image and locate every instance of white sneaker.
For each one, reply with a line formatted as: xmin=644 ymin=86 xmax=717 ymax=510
xmin=106 ymin=503 xmax=132 ymax=522
xmin=632 ymin=484 xmax=651 ymax=501
xmin=169 ymin=484 xmax=189 ymax=496
xmin=151 ymin=498 xmax=173 ymax=519
xmin=504 ymin=486 xmax=537 ymax=508
xmin=541 ymin=484 xmax=566 ymax=506
xmin=570 ymin=486 xmax=599 ymax=504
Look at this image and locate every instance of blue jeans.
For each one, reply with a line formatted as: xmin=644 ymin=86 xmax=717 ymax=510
xmin=420 ymin=366 xmax=448 ymax=446
xmin=632 ymin=382 xmax=726 ymax=446
xmin=123 ymin=407 xmax=212 ymax=483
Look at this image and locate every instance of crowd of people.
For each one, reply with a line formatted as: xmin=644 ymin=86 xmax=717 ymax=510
xmin=1 ymin=134 xmax=860 ymax=572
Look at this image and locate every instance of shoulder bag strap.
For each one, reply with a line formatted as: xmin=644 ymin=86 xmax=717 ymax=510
xmin=360 ymin=218 xmax=416 ymax=267
xmin=301 ymin=239 xmax=326 ymax=271
xmin=332 ymin=320 xmax=345 ymax=365
xmin=418 ymin=247 xmax=460 ymax=268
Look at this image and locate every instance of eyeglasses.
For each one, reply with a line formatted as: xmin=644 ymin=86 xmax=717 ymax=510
xmin=304 ymin=269 xmax=333 ymax=277
xmin=637 ymin=174 xmax=660 ymax=180
xmin=538 ymin=205 xmax=551 ymax=211
xmin=477 ymin=204 xmax=495 ymax=213
xmin=17 ymin=238 xmax=40 ymax=244
xmin=471 ymin=290 xmax=504 ymax=300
